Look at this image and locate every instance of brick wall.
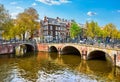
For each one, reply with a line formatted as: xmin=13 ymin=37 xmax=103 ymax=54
xmin=36 ymin=43 xmax=48 ymax=52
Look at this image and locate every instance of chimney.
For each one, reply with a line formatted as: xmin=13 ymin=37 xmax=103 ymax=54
xmin=44 ymin=16 xmax=47 ymax=22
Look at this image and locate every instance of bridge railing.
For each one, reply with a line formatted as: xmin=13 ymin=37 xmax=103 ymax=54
xmin=0 ymin=39 xmax=36 ymax=45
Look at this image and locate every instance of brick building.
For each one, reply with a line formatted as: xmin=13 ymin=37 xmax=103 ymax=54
xmin=40 ymin=16 xmax=71 ymax=42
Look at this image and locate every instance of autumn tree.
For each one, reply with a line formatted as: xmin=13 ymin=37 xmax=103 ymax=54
xmin=85 ymin=21 xmax=101 ymax=38
xmin=117 ymin=31 xmax=120 ymax=39
xmin=16 ymin=7 xmax=39 ymax=40
xmin=2 ymin=19 xmax=14 ymax=40
xmin=85 ymin=21 xmax=93 ymax=38
xmin=103 ymin=23 xmax=117 ymax=38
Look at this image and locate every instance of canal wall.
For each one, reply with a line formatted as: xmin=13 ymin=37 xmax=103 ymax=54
xmin=0 ymin=44 xmax=14 ymax=54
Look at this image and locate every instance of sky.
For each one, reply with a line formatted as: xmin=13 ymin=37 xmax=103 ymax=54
xmin=0 ymin=0 xmax=120 ymax=29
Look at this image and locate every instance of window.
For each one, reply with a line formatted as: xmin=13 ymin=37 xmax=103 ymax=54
xmin=50 ymin=26 xmax=52 ymax=30
xmin=44 ymin=26 xmax=48 ymax=30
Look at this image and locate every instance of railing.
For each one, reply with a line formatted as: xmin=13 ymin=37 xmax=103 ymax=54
xmin=0 ymin=40 xmax=36 ymax=45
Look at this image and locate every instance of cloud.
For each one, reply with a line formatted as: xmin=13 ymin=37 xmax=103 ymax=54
xmin=35 ymin=0 xmax=71 ymax=5
xmin=32 ymin=2 xmax=37 ymax=6
xmin=10 ymin=2 xmax=17 ymax=5
xmin=10 ymin=12 xmax=18 ymax=19
xmin=59 ymin=0 xmax=70 ymax=3
xmin=87 ymin=11 xmax=96 ymax=16
xmin=117 ymin=10 xmax=120 ymax=13
xmin=87 ymin=18 xmax=92 ymax=21
xmin=16 ymin=6 xmax=24 ymax=10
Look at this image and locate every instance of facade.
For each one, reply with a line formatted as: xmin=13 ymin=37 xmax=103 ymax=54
xmin=40 ymin=16 xmax=71 ymax=42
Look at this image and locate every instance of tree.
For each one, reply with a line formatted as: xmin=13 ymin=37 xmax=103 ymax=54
xmin=2 ymin=19 xmax=14 ymax=40
xmin=70 ymin=22 xmax=81 ymax=39
xmin=0 ymin=4 xmax=14 ymax=40
xmin=0 ymin=4 xmax=11 ymax=28
xmin=117 ymin=31 xmax=120 ymax=39
xmin=98 ymin=28 xmax=106 ymax=38
xmin=103 ymin=23 xmax=117 ymax=38
xmin=16 ymin=7 xmax=39 ymax=40
xmin=85 ymin=21 xmax=101 ymax=38
xmin=85 ymin=21 xmax=94 ymax=38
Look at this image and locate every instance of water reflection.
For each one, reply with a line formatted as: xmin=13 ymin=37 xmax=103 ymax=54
xmin=87 ymin=60 xmax=112 ymax=73
xmin=0 ymin=52 xmax=120 ymax=82
xmin=61 ymin=54 xmax=81 ymax=69
xmin=49 ymin=52 xmax=58 ymax=60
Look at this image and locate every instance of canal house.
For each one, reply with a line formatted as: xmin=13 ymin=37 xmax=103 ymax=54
xmin=40 ymin=16 xmax=71 ymax=43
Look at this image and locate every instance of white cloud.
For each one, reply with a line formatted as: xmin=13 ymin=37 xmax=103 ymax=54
xmin=117 ymin=10 xmax=120 ymax=13
xmin=87 ymin=11 xmax=96 ymax=16
xmin=10 ymin=12 xmax=18 ymax=19
xmin=60 ymin=0 xmax=70 ymax=3
xmin=87 ymin=18 xmax=92 ymax=21
xmin=10 ymin=2 xmax=17 ymax=5
xmin=35 ymin=0 xmax=71 ymax=5
xmin=16 ymin=6 xmax=24 ymax=10
xmin=32 ymin=2 xmax=37 ymax=6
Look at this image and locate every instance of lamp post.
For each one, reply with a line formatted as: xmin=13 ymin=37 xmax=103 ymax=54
xmin=114 ymin=54 xmax=116 ymax=66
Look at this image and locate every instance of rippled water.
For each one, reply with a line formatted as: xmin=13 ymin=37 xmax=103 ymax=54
xmin=0 ymin=52 xmax=120 ymax=82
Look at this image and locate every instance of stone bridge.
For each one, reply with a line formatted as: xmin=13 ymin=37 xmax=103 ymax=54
xmin=4 ymin=42 xmax=120 ymax=67
xmin=45 ymin=43 xmax=120 ymax=67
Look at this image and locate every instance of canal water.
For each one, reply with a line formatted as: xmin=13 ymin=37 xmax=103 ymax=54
xmin=0 ymin=52 xmax=120 ymax=82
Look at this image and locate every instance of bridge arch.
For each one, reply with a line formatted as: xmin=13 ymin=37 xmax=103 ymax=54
xmin=49 ymin=46 xmax=58 ymax=52
xmin=61 ymin=46 xmax=81 ymax=56
xmin=24 ymin=44 xmax=35 ymax=52
xmin=15 ymin=43 xmax=35 ymax=56
xmin=87 ymin=50 xmax=113 ymax=63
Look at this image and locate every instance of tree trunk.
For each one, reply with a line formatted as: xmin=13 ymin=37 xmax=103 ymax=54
xmin=23 ymin=33 xmax=25 ymax=41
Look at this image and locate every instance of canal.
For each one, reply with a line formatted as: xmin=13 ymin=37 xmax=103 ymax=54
xmin=0 ymin=52 xmax=120 ymax=82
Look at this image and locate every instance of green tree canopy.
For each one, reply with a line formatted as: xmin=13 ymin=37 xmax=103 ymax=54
xmin=70 ymin=22 xmax=81 ymax=39
xmin=0 ymin=4 xmax=14 ymax=40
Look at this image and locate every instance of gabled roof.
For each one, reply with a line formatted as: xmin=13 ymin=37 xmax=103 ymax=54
xmin=47 ymin=17 xmax=58 ymax=24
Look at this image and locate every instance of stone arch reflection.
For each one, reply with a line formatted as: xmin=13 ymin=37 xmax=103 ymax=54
xmin=49 ymin=52 xmax=58 ymax=60
xmin=87 ymin=60 xmax=112 ymax=76
xmin=61 ymin=54 xmax=81 ymax=69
